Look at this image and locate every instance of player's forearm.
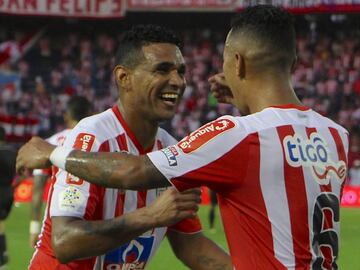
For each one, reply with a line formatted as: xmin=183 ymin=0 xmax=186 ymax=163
xmin=52 ymin=207 xmax=157 ymax=263
xmin=31 ymin=174 xmax=48 ymax=220
xmin=167 ymin=231 xmax=233 ymax=270
xmin=64 ymin=150 xmax=169 ymax=190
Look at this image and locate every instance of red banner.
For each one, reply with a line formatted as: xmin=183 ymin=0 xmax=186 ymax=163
xmin=127 ymin=0 xmax=235 ymax=10
xmin=0 ymin=0 xmax=124 ymax=18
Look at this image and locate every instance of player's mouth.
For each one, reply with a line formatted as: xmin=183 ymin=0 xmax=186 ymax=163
xmin=159 ymin=92 xmax=180 ymax=107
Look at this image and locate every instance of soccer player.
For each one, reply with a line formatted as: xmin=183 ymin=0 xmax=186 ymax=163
xmin=30 ymin=96 xmax=92 ymax=247
xmin=22 ymin=25 xmax=232 ymax=270
xmin=0 ymin=126 xmax=16 ymax=268
xmin=17 ymin=6 xmax=349 ymax=269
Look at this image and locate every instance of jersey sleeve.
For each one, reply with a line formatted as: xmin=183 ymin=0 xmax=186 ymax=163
xmin=50 ymin=124 xmax=104 ymax=219
xmin=147 ymin=116 xmax=247 ymax=192
xmin=168 ymin=215 xmax=202 ymax=234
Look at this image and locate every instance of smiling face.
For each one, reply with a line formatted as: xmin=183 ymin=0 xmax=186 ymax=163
xmin=126 ymin=43 xmax=186 ymax=122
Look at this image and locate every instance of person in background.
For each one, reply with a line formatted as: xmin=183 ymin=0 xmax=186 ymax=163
xmin=30 ymin=96 xmax=92 ymax=247
xmin=0 ymin=126 xmax=17 ymax=268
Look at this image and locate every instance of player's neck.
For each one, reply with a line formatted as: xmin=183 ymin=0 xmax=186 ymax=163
xmin=244 ymin=75 xmax=302 ymax=114
xmin=116 ymin=102 xmax=158 ymax=151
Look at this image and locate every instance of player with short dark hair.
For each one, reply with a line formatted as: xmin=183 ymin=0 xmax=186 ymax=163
xmin=17 ymin=6 xmax=349 ymax=269
xmin=0 ymin=126 xmax=16 ymax=268
xmin=22 ymin=25 xmax=231 ymax=270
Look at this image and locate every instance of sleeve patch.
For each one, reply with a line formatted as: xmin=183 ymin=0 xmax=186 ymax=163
xmin=177 ymin=118 xmax=235 ymax=154
xmin=59 ymin=186 xmax=85 ymax=212
xmin=73 ymin=133 xmax=96 ymax=152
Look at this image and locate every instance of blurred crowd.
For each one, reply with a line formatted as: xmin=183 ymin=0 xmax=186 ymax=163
xmin=0 ymin=25 xmax=360 ymax=185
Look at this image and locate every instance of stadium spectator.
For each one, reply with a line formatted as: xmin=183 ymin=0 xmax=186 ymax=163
xmin=30 ymin=96 xmax=92 ymax=248
xmin=0 ymin=126 xmax=16 ymax=268
xmin=16 ymin=6 xmax=350 ymax=269
xmin=23 ymin=25 xmax=231 ymax=270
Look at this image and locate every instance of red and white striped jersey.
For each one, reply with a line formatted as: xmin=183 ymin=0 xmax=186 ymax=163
xmin=33 ymin=129 xmax=70 ymax=177
xmin=148 ymin=104 xmax=349 ymax=270
xmin=33 ymin=105 xmax=201 ymax=270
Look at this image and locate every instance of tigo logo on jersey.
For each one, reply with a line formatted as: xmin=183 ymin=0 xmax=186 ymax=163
xmin=178 ymin=118 xmax=235 ymax=154
xmin=161 ymin=146 xmax=178 ymax=166
xmin=103 ymin=236 xmax=154 ymax=270
xmin=283 ymin=133 xmax=347 ymax=185
xmin=73 ymin=133 xmax=95 ymax=152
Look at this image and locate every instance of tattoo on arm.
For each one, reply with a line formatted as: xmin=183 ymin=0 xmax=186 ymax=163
xmin=65 ymin=150 xmax=170 ymax=190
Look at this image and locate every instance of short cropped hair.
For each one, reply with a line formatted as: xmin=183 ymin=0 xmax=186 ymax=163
xmin=67 ymin=96 xmax=92 ymax=122
xmin=231 ymin=5 xmax=296 ymax=57
xmin=115 ymin=24 xmax=182 ymax=68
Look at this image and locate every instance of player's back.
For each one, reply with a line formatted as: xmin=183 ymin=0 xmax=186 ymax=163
xmin=225 ymin=105 xmax=348 ymax=269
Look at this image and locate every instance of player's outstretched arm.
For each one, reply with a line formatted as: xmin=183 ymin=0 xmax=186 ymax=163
xmin=29 ymin=173 xmax=48 ymax=247
xmin=168 ymin=231 xmax=233 ymax=270
xmin=51 ymin=188 xmax=200 ymax=263
xmin=16 ymin=137 xmax=170 ymax=190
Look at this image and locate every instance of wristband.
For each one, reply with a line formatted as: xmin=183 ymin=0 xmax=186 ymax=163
xmin=49 ymin=146 xmax=73 ymax=170
xmin=29 ymin=220 xmax=41 ymax=234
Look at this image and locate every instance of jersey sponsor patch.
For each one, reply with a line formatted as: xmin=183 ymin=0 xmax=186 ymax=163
xmin=283 ymin=132 xmax=347 ymax=185
xmin=103 ymin=236 xmax=154 ymax=270
xmin=178 ymin=118 xmax=236 ymax=154
xmin=161 ymin=146 xmax=178 ymax=166
xmin=73 ymin=133 xmax=96 ymax=152
xmin=66 ymin=173 xmax=84 ymax=186
xmin=69 ymin=133 xmax=95 ymax=186
xmin=59 ymin=186 xmax=85 ymax=212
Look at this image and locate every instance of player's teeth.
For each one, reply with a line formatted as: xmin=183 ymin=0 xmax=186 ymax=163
xmin=162 ymin=93 xmax=178 ymax=99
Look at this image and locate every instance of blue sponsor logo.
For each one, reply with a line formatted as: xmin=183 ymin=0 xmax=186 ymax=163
xmin=161 ymin=146 xmax=178 ymax=166
xmin=104 ymin=236 xmax=154 ymax=269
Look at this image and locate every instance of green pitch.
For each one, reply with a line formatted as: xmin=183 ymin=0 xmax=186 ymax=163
xmin=5 ymin=203 xmax=360 ymax=270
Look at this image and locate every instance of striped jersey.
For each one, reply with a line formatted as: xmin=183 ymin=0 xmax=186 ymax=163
xmin=33 ymin=105 xmax=201 ymax=270
xmin=148 ymin=104 xmax=349 ymax=270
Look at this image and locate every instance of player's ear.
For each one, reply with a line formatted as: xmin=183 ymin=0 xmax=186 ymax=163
xmin=114 ymin=65 xmax=131 ymax=91
xmin=235 ymin=53 xmax=245 ymax=80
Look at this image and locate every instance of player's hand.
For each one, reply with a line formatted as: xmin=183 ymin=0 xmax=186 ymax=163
xmin=147 ymin=188 xmax=201 ymax=227
xmin=208 ymin=72 xmax=234 ymax=104
xmin=16 ymin=137 xmax=55 ymax=174
xmin=30 ymin=233 xmax=39 ymax=248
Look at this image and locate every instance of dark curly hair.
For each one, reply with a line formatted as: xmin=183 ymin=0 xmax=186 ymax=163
xmin=231 ymin=5 xmax=296 ymax=58
xmin=115 ymin=24 xmax=182 ymax=68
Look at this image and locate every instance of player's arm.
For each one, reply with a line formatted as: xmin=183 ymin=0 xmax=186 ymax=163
xmin=51 ymin=188 xmax=200 ymax=263
xmin=167 ymin=231 xmax=233 ymax=270
xmin=16 ymin=137 xmax=168 ymax=190
xmin=29 ymin=172 xmax=48 ymax=247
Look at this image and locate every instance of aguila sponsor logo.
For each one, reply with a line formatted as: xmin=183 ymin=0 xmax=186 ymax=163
xmin=178 ymin=118 xmax=235 ymax=153
xmin=283 ymin=132 xmax=347 ymax=185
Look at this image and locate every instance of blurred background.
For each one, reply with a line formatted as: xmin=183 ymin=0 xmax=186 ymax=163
xmin=1 ymin=1 xmax=360 ymax=269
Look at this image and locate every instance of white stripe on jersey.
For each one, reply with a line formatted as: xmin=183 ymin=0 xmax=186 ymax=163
xmin=259 ymin=128 xmax=295 ymax=269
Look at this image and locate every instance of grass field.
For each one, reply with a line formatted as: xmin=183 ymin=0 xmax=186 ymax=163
xmin=5 ymin=203 xmax=360 ymax=270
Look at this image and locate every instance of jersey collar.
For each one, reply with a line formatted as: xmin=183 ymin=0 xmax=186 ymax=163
xmin=112 ymin=105 xmax=155 ymax=154
xmin=269 ymin=104 xmax=310 ymax=111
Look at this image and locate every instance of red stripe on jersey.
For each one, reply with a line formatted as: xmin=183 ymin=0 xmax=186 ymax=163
xmin=115 ymin=191 xmax=125 ymax=217
xmin=137 ymin=191 xmax=147 ymax=208
xmin=157 ymin=140 xmax=163 ymax=150
xmin=116 ymin=134 xmax=129 ymax=152
xmin=277 ymin=125 xmax=311 ymax=269
xmin=306 ymin=128 xmax=332 ymax=193
xmin=83 ymin=141 xmax=109 ymax=220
